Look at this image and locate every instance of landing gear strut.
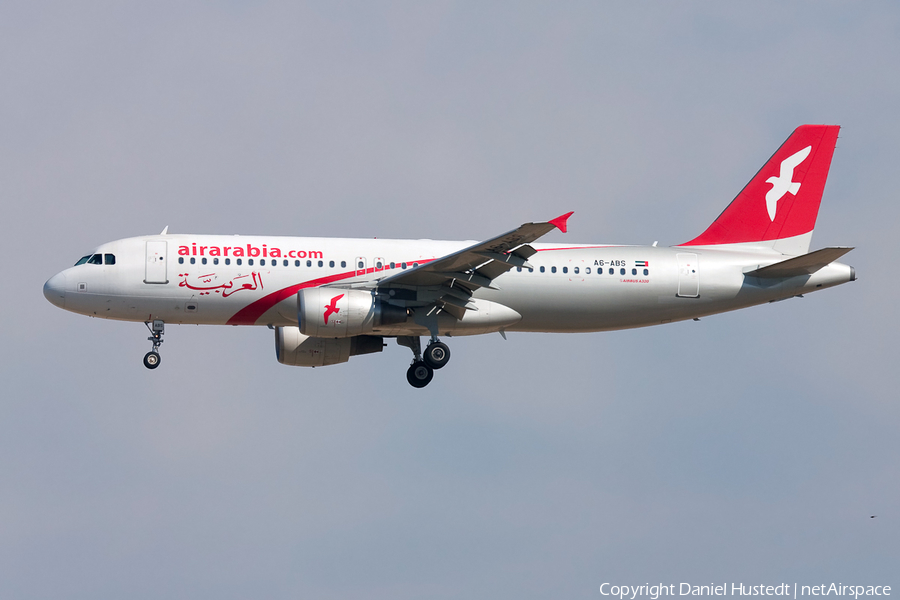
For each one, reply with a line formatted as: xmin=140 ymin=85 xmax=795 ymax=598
xmin=143 ymin=319 xmax=164 ymax=369
xmin=398 ymin=335 xmax=451 ymax=388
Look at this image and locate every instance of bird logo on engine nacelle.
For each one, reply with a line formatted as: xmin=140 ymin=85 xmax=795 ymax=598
xmin=323 ymin=294 xmax=344 ymax=324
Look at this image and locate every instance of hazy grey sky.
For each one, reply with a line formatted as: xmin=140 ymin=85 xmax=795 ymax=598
xmin=2 ymin=2 xmax=897 ymax=598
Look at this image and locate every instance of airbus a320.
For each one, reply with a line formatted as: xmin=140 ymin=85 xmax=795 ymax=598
xmin=44 ymin=125 xmax=855 ymax=387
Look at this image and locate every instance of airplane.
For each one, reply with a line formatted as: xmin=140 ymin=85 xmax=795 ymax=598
xmin=43 ymin=124 xmax=855 ymax=388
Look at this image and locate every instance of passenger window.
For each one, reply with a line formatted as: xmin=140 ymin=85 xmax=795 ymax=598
xmin=237 ymin=259 xmax=242 ymax=266
xmin=88 ymin=254 xmax=102 ymax=265
xmin=551 ymin=266 xmax=557 ymax=273
xmin=632 ymin=268 xmax=637 ymax=275
xmin=306 ymin=260 xmax=312 ymax=267
xmin=75 ymin=255 xmax=91 ymax=266
xmin=341 ymin=260 xmax=347 ymax=268
xmin=390 ymin=262 xmax=395 ymax=269
xmin=413 ymin=263 xmax=419 ymax=268
xmin=284 ymin=259 xmax=288 ymax=267
xmin=540 ymin=266 xmax=545 ymax=273
xmin=329 ymin=260 xmax=335 ymax=268
xmin=620 ymin=268 xmax=625 ymax=275
xmin=376 ymin=261 xmax=383 ymax=269
xmin=585 ymin=267 xmax=591 ymax=274
xmin=318 ymin=260 xmax=324 ymax=267
xmin=528 ymin=268 xmax=533 ymax=272
xmin=104 ymin=254 xmax=115 ymax=265
xmin=644 ymin=269 xmax=649 ymax=276
xmin=574 ymin=267 xmax=579 ymax=274
xmin=202 ymin=258 xmax=207 ymax=265
xmin=213 ymin=258 xmax=219 ymax=265
xmin=178 ymin=257 xmax=184 ymax=264
xmin=609 ymin=268 xmax=614 ymax=275
xmin=401 ymin=262 xmax=407 ymax=269
xmin=294 ymin=260 xmax=300 ymax=267
xmin=225 ymin=258 xmax=231 ymax=265
xmin=249 ymin=259 xmax=254 ymax=266
xmin=562 ymin=267 xmax=568 ymax=274
xmin=190 ymin=257 xmax=196 ymax=264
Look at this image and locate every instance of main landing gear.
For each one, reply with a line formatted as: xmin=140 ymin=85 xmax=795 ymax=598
xmin=143 ymin=320 xmax=165 ymax=369
xmin=399 ymin=336 xmax=451 ymax=388
xmin=407 ymin=361 xmax=433 ymax=388
xmin=424 ymin=340 xmax=450 ymax=370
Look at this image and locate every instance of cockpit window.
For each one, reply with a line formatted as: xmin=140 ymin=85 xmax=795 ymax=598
xmin=104 ymin=254 xmax=115 ymax=265
xmin=87 ymin=254 xmax=103 ymax=265
xmin=75 ymin=255 xmax=91 ymax=266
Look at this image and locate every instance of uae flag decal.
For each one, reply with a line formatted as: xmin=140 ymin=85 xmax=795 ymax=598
xmin=635 ymin=260 xmax=648 ymax=267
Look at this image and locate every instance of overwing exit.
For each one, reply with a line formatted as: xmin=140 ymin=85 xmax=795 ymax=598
xmin=44 ymin=125 xmax=854 ymax=387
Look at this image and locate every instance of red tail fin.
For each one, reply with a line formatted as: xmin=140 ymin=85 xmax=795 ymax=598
xmin=681 ymin=125 xmax=840 ymax=252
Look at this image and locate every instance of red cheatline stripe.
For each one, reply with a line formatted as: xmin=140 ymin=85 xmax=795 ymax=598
xmin=226 ymin=270 xmax=358 ymax=325
xmin=226 ymin=258 xmax=436 ymax=325
xmin=534 ymin=245 xmax=614 ymax=252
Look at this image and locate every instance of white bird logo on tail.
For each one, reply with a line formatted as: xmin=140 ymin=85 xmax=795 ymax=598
xmin=765 ymin=145 xmax=811 ymax=221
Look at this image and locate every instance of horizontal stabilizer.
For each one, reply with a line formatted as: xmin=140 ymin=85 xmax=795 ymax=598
xmin=744 ymin=247 xmax=854 ymax=278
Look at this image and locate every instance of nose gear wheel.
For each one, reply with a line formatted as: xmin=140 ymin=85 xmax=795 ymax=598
xmin=143 ymin=351 xmax=161 ymax=369
xmin=143 ymin=320 xmax=165 ymax=370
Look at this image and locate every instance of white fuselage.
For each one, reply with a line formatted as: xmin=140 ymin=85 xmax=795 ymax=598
xmin=43 ymin=234 xmax=854 ymax=336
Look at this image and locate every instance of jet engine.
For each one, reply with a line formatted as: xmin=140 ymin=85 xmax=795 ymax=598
xmin=275 ymin=326 xmax=384 ymax=367
xmin=297 ymin=288 xmax=407 ymax=338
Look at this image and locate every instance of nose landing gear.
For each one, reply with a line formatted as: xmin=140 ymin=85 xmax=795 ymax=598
xmin=398 ymin=335 xmax=451 ymax=388
xmin=143 ymin=320 xmax=164 ymax=369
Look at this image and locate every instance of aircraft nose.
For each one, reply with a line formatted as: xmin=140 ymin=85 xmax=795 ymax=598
xmin=43 ymin=272 xmax=67 ymax=309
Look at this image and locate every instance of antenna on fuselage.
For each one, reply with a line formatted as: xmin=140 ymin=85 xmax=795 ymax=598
xmin=160 ymin=226 xmax=169 ymax=235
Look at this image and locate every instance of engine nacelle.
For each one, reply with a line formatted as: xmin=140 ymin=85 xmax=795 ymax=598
xmin=275 ymin=326 xmax=384 ymax=367
xmin=298 ymin=288 xmax=407 ymax=338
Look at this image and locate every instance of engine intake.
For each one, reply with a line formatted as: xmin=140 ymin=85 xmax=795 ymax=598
xmin=298 ymin=288 xmax=407 ymax=338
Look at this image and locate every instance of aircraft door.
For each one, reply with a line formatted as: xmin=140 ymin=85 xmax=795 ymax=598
xmin=145 ymin=241 xmax=168 ymax=284
xmin=355 ymin=257 xmax=366 ymax=277
xmin=676 ymin=253 xmax=699 ymax=297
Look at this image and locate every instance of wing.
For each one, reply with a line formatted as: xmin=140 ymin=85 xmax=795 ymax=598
xmin=349 ymin=212 xmax=573 ymax=319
